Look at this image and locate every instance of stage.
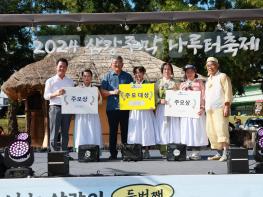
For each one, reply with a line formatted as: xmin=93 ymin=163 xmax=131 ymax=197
xmin=0 ymin=149 xmax=262 ymax=197
xmin=32 ymin=149 xmax=257 ymax=177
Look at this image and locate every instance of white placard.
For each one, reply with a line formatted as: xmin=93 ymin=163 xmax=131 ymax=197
xmin=165 ymin=90 xmax=201 ymax=118
xmin=61 ymin=87 xmax=98 ymax=114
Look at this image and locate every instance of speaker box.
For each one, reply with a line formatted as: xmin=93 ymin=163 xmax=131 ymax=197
xmin=78 ymin=145 xmax=100 ymax=162
xmin=48 ymin=151 xmax=69 ymax=176
xmin=227 ymin=148 xmax=249 ymax=174
xmin=121 ymin=144 xmax=143 ymax=161
xmin=167 ymin=143 xmax=187 ymax=161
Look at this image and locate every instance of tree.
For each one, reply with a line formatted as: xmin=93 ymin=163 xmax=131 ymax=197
xmin=147 ymin=0 xmax=263 ymax=94
xmin=0 ymin=0 xmax=66 ymax=133
xmin=7 ymin=100 xmax=19 ymax=135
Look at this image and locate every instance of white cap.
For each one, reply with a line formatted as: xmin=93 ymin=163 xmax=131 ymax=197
xmin=206 ymin=57 xmax=218 ymax=64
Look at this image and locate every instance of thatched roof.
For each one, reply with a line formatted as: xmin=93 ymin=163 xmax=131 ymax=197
xmin=2 ymin=48 xmax=185 ymax=100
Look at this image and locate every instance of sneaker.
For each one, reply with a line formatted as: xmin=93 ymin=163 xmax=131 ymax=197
xmin=189 ymin=153 xmax=201 ymax=161
xmin=208 ymin=154 xmax=221 ymax=161
xmin=143 ymin=151 xmax=150 ymax=159
xmin=219 ymin=154 xmax=227 ymax=162
xmin=161 ymin=154 xmax=167 ymax=159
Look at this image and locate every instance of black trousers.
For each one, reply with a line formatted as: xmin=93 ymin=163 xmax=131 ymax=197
xmin=106 ymin=110 xmax=129 ymax=157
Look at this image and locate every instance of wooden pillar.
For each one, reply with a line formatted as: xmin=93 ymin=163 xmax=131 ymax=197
xmin=42 ymin=100 xmax=49 ymax=148
xmin=25 ymin=99 xmax=31 ymax=132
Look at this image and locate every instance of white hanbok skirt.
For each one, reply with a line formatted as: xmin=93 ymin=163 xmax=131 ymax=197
xmin=74 ymin=114 xmax=103 ymax=149
xmin=155 ymin=104 xmax=181 ymax=144
xmin=180 ymin=114 xmax=208 ymax=146
xmin=127 ymin=110 xmax=156 ymax=146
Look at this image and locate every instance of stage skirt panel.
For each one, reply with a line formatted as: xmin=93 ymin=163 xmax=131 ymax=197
xmin=180 ymin=114 xmax=208 ymax=147
xmin=74 ymin=114 xmax=103 ymax=149
xmin=127 ymin=110 xmax=157 ymax=146
xmin=155 ymin=104 xmax=181 ymax=144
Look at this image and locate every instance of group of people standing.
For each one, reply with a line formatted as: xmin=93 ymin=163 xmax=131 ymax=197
xmin=44 ymin=55 xmax=232 ymax=162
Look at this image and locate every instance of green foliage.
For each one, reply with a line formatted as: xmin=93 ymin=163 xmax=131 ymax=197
xmin=146 ymin=0 xmax=263 ymax=94
xmin=59 ymin=0 xmax=132 ymax=13
xmin=0 ymin=118 xmax=26 ymax=135
xmin=235 ymin=0 xmax=263 ymax=8
xmin=0 ymin=0 xmax=262 ymax=96
xmin=0 ymin=26 xmax=34 ymax=83
xmin=0 ymin=0 xmax=68 ymax=83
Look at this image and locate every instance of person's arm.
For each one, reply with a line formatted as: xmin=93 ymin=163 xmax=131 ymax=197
xmin=179 ymin=82 xmax=185 ymax=90
xmin=97 ymin=88 xmax=103 ymax=105
xmin=100 ymin=88 xmax=119 ymax=97
xmin=44 ymin=78 xmax=68 ymax=100
xmin=221 ymin=74 xmax=233 ymax=117
xmin=44 ymin=79 xmax=63 ymax=100
xmin=198 ymin=80 xmax=205 ymax=115
xmin=100 ymin=75 xmax=119 ymax=97
xmin=43 ymin=80 xmax=52 ymax=100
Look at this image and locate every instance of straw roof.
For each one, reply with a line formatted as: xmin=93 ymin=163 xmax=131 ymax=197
xmin=2 ymin=47 xmax=185 ymax=100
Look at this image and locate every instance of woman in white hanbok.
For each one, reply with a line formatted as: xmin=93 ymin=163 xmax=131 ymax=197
xmin=127 ymin=66 xmax=157 ymax=159
xmin=74 ymin=69 xmax=103 ymax=151
xmin=180 ymin=64 xmax=208 ymax=160
xmin=155 ymin=63 xmax=180 ymax=158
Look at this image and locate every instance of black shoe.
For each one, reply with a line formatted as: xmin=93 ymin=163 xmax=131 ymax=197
xmin=50 ymin=142 xmax=60 ymax=151
xmin=109 ymin=155 xmax=117 ymax=160
xmin=66 ymin=155 xmax=74 ymax=161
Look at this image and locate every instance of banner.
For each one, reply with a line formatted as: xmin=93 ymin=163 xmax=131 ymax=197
xmin=119 ymin=84 xmax=155 ymax=110
xmin=84 ymin=34 xmax=164 ymax=56
xmin=33 ymin=32 xmax=260 ymax=57
xmin=169 ymin=32 xmax=260 ymax=57
xmin=165 ymin=90 xmax=200 ymax=118
xmin=0 ymin=175 xmax=262 ymax=197
xmin=61 ymin=87 xmax=98 ymax=114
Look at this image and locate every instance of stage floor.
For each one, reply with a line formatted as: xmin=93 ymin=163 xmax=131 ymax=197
xmin=32 ymin=149 xmax=257 ymax=177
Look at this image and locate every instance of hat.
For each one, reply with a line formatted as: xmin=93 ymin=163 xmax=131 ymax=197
xmin=206 ymin=57 xmax=218 ymax=64
xmin=184 ymin=64 xmax=196 ymax=71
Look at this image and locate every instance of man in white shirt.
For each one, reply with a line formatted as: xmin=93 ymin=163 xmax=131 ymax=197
xmin=44 ymin=58 xmax=74 ymax=152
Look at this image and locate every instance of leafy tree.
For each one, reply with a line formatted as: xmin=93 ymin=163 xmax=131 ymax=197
xmin=147 ymin=0 xmax=262 ymax=94
xmin=1 ymin=0 xmax=262 ymax=95
xmin=0 ymin=0 xmax=66 ymax=82
xmin=0 ymin=0 xmax=66 ymax=133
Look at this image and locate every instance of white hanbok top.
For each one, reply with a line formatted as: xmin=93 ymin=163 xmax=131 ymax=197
xmin=127 ymin=80 xmax=157 ymax=146
xmin=155 ymin=78 xmax=181 ymax=144
xmin=74 ymin=84 xmax=103 ymax=149
xmin=180 ymin=79 xmax=208 ymax=146
xmin=205 ymin=71 xmax=233 ymax=110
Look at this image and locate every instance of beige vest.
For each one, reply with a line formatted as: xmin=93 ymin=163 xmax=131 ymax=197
xmin=205 ymin=72 xmax=225 ymax=110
